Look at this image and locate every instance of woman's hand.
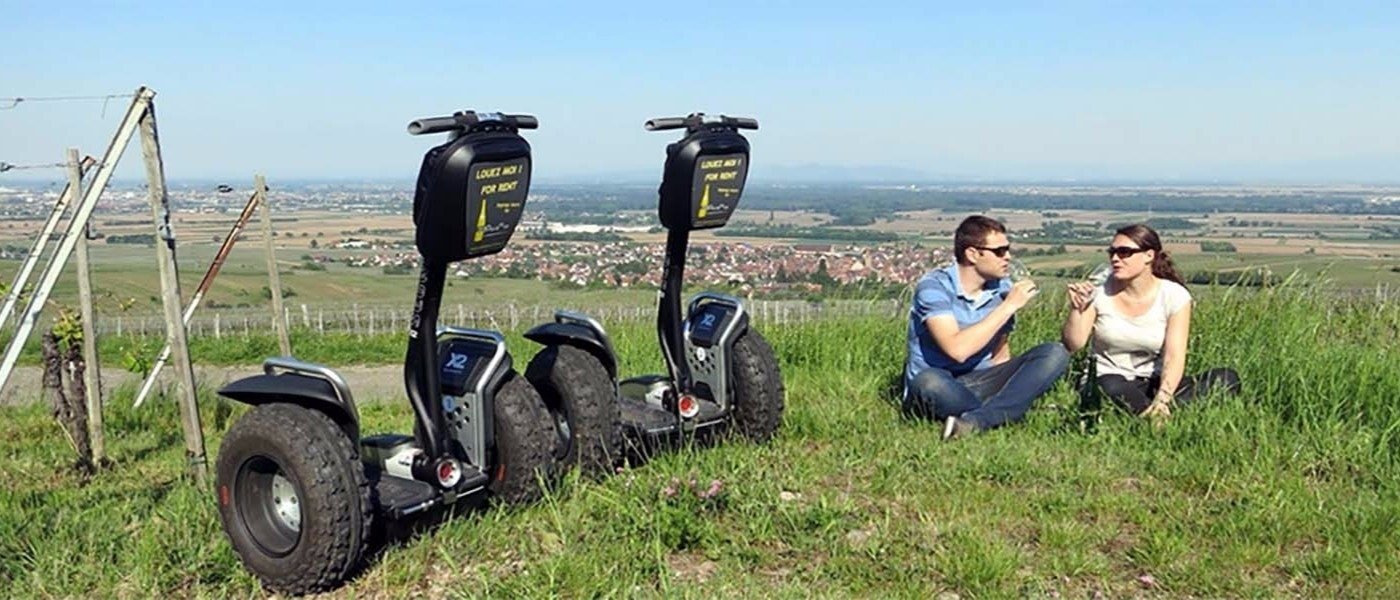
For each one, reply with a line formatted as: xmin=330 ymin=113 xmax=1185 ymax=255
xmin=1067 ymin=282 xmax=1096 ymax=312
xmin=1142 ymin=395 xmax=1173 ymax=426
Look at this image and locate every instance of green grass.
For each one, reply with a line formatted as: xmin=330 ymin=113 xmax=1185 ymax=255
xmin=1 ymin=283 xmax=1398 ymax=597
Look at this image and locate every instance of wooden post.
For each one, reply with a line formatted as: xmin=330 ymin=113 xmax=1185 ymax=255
xmin=257 ymin=175 xmax=291 ymax=356
xmin=138 ymin=96 xmax=207 ymax=484
xmin=68 ymin=149 xmax=105 ymax=463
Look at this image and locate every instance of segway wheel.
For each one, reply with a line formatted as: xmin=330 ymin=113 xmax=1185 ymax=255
xmin=487 ymin=371 xmax=556 ymax=505
xmin=525 ymin=344 xmax=621 ymax=479
xmin=215 ymin=403 xmax=371 ymax=595
xmin=728 ymin=328 xmax=785 ymax=443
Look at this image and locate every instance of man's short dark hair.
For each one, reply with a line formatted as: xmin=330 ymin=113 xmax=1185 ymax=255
xmin=954 ymin=215 xmax=1007 ymax=265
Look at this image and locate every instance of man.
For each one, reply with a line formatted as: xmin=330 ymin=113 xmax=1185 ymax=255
xmin=904 ymin=215 xmax=1069 ymax=439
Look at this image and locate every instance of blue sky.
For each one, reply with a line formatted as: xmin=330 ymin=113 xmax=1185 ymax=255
xmin=1 ymin=1 xmax=1398 ymax=183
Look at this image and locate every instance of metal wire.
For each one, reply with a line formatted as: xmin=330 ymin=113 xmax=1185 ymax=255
xmin=0 ymin=160 xmax=106 ymax=174
xmin=0 ymin=92 xmax=135 ymax=117
xmin=0 ymin=161 xmax=67 ymax=173
xmin=0 ymin=93 xmax=133 ymax=109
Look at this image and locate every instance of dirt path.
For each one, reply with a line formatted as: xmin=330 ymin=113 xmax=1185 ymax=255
xmin=0 ymin=364 xmax=406 ymax=407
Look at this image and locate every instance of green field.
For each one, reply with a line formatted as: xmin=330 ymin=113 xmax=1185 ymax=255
xmin=1 ymin=282 xmax=1398 ymax=597
xmin=0 ymin=244 xmax=657 ymax=317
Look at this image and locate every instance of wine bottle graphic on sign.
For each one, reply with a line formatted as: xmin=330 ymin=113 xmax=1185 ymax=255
xmin=474 ymin=198 xmax=487 ymax=242
xmin=698 ymin=184 xmax=710 ymax=219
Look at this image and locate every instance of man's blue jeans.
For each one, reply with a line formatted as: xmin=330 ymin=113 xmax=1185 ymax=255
xmin=904 ymin=342 xmax=1070 ymax=429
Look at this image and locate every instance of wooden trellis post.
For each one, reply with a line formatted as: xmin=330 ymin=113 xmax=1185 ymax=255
xmin=257 ymin=174 xmax=291 ymax=356
xmin=138 ymin=91 xmax=207 ymax=483
xmin=68 ymin=149 xmax=105 ymax=462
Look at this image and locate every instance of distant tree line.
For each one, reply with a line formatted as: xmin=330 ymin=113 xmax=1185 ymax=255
xmin=1105 ymin=217 xmax=1202 ymax=231
xmin=104 ymin=234 xmax=155 ymax=245
xmin=524 ymin=231 xmax=629 ymax=242
xmin=529 ymin=183 xmax=1400 ymax=227
xmin=1199 ymin=241 xmax=1238 ymax=253
xmin=715 ymin=225 xmax=899 ymax=242
xmin=1019 ymin=244 xmax=1068 ymax=257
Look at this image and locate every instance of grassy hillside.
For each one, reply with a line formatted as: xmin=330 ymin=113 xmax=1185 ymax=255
xmin=1 ymin=283 xmax=1397 ymax=597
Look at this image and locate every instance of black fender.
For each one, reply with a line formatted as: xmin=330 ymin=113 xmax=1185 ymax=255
xmin=219 ymin=373 xmax=360 ymax=442
xmin=524 ymin=322 xmax=618 ymax=379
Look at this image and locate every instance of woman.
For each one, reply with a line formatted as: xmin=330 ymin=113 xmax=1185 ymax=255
xmin=1062 ymin=224 xmax=1239 ymax=420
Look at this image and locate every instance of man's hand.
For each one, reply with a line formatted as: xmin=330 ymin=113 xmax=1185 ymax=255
xmin=1067 ymin=282 xmax=1096 ymax=312
xmin=1003 ymin=279 xmax=1040 ymax=311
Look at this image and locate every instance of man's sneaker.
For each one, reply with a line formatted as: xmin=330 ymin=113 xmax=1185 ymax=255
xmin=942 ymin=416 xmax=977 ymax=441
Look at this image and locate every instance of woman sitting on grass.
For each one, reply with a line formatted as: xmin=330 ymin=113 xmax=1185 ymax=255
xmin=1061 ymin=224 xmax=1240 ymax=421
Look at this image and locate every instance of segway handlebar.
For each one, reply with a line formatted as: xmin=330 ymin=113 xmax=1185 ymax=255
xmin=645 ymin=113 xmax=759 ymax=132
xmin=407 ymin=111 xmax=539 ymax=135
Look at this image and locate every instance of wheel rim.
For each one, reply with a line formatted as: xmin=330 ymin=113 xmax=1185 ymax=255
xmin=270 ymin=474 xmax=302 ymax=530
xmin=235 ymin=455 xmax=302 ymax=557
xmin=550 ymin=406 xmax=573 ymax=460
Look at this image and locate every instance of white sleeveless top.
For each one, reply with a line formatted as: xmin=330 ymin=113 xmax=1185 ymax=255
xmin=1091 ymin=279 xmax=1192 ymax=380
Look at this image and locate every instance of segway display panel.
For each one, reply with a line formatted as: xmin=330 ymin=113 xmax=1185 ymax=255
xmin=439 ymin=338 xmax=496 ymax=396
xmin=686 ymin=301 xmax=737 ymax=349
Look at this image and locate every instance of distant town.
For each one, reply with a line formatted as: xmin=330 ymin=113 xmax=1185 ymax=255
xmin=326 ymin=241 xmax=946 ymax=298
xmin=2 ymin=181 xmax=1397 ymax=297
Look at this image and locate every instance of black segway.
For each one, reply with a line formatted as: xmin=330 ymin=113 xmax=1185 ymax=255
xmin=213 ymin=111 xmax=554 ymax=595
xmin=525 ymin=114 xmax=785 ymax=476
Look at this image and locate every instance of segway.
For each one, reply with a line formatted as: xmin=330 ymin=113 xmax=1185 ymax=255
xmin=213 ymin=111 xmax=554 ymax=595
xmin=525 ymin=114 xmax=785 ymax=476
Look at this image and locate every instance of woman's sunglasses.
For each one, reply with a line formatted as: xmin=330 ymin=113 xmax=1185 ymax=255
xmin=975 ymin=245 xmax=1012 ymax=258
xmin=1106 ymin=246 xmax=1149 ymax=259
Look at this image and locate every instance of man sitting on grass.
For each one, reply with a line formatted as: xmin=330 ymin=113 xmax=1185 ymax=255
xmin=903 ymin=215 xmax=1069 ymax=439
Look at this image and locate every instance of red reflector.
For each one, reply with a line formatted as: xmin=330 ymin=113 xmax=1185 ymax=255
xmin=219 ymin=485 xmax=230 ymax=506
xmin=678 ymin=394 xmax=699 ymax=418
xmin=436 ymin=460 xmax=462 ymax=487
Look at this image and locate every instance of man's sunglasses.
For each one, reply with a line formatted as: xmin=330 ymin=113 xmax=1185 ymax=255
xmin=974 ymin=245 xmax=1012 ymax=258
xmin=1106 ymin=246 xmax=1149 ymax=259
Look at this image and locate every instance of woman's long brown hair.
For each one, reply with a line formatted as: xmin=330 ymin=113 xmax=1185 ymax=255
xmin=1115 ymin=224 xmax=1185 ymax=286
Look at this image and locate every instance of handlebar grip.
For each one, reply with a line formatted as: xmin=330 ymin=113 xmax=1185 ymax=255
xmin=645 ymin=117 xmax=687 ymax=131
xmin=406 ymin=116 xmax=460 ymax=136
xmin=508 ymin=114 xmax=539 ymax=129
xmin=727 ymin=117 xmax=759 ymax=130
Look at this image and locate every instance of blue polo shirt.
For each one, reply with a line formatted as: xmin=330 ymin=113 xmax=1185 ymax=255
xmin=904 ymin=264 xmax=1014 ymax=385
